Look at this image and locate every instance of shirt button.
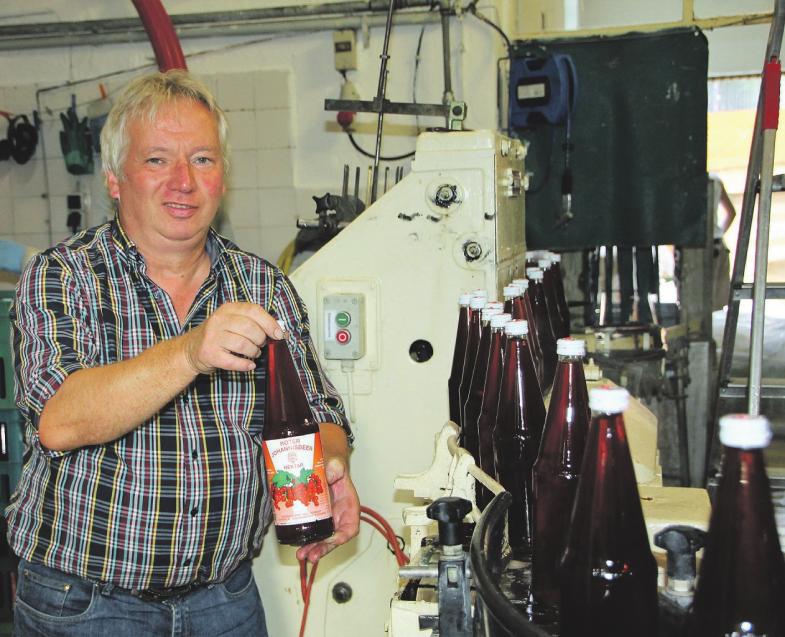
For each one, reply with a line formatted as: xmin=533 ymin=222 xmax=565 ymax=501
xmin=191 ymin=507 xmax=198 ymax=516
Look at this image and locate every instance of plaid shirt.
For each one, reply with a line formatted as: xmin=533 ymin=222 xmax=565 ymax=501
xmin=7 ymin=220 xmax=349 ymax=590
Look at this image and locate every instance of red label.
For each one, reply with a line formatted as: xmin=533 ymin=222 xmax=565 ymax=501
xmin=263 ymin=433 xmax=333 ymax=526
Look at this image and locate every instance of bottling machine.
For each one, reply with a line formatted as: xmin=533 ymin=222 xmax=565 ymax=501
xmin=253 ymin=129 xmax=711 ymax=637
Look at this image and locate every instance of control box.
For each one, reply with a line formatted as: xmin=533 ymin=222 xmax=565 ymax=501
xmin=323 ymin=293 xmax=365 ymax=360
xmin=333 ymin=30 xmax=357 ymax=72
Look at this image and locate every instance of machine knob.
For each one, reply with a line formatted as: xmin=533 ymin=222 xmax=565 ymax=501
xmin=426 ymin=497 xmax=472 ymax=547
xmin=654 ymin=524 xmax=706 ymax=593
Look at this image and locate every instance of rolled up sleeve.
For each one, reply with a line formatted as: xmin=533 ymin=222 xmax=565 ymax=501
xmin=12 ymin=253 xmax=96 ymax=454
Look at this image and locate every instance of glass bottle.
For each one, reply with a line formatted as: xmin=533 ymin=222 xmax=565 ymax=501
xmin=462 ymin=305 xmax=503 ymax=459
xmin=263 ymin=325 xmax=333 ymax=546
xmin=559 ymin=387 xmax=658 ymax=637
xmin=448 ymin=292 xmax=473 ymax=425
xmin=532 ymin=337 xmax=591 ymax=609
xmin=475 ymin=312 xmax=511 ymax=509
xmin=550 ymin=253 xmax=572 ymax=337
xmin=457 ymin=295 xmax=486 ymax=433
xmin=493 ymin=319 xmax=545 ymax=559
xmin=512 ymin=278 xmax=545 ymax=385
xmin=689 ymin=414 xmax=785 ymax=637
xmin=539 ymin=258 xmax=569 ymax=339
xmin=502 ymin=284 xmax=521 ymax=317
xmin=527 ymin=267 xmax=558 ymax=390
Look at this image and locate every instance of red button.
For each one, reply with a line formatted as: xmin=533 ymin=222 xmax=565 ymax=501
xmin=336 ymin=329 xmax=351 ymax=344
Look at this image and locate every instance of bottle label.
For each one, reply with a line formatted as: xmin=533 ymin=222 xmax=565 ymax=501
xmin=263 ymin=432 xmax=332 ymax=526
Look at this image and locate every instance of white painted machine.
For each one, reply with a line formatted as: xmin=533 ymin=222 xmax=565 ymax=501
xmin=255 ymin=129 xmax=528 ymax=637
xmin=252 ymin=129 xmax=711 ymax=637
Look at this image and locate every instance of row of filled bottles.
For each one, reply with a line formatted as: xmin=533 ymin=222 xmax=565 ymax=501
xmin=446 ymin=258 xmax=785 ymax=636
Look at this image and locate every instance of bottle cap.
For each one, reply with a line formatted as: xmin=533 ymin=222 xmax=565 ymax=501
xmin=503 ymin=284 xmax=521 ymax=298
xmin=527 ymin=250 xmax=545 ymax=261
xmin=538 ymin=258 xmax=552 ymax=270
xmin=486 ymin=301 xmax=504 ymax=310
xmin=557 ymin=337 xmax=586 ymax=357
xmin=589 ymin=387 xmax=630 ymax=413
xmin=527 ymin=268 xmax=544 ymax=281
xmin=490 ymin=313 xmax=512 ymax=329
xmin=470 ymin=296 xmax=487 ymax=310
xmin=459 ymin=292 xmax=473 ymax=306
xmin=550 ymin=253 xmax=562 ymax=263
xmin=505 ymin=319 xmax=528 ymax=335
xmin=481 ymin=307 xmax=503 ymax=321
xmin=719 ymin=414 xmax=772 ymax=449
xmin=512 ymin=278 xmax=529 ymax=291
xmin=471 ymin=289 xmax=488 ymax=298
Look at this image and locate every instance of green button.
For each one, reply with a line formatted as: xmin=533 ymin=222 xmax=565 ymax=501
xmin=335 ymin=311 xmax=351 ymax=327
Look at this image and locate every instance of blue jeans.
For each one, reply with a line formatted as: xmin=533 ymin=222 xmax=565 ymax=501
xmin=14 ymin=559 xmax=268 ymax=637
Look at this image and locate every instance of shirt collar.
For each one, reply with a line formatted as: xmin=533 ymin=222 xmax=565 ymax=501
xmin=111 ymin=217 xmax=228 ymax=274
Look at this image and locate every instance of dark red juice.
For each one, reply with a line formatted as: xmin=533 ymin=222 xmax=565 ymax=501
xmin=448 ymin=292 xmax=472 ymax=425
xmin=559 ymin=387 xmax=658 ymax=637
xmin=689 ymin=414 xmax=785 ymax=637
xmin=493 ymin=319 xmax=545 ymax=559
xmin=475 ymin=313 xmax=510 ymax=509
xmin=532 ymin=338 xmax=590 ymax=610
xmin=264 ymin=328 xmax=334 ymax=546
xmin=462 ymin=306 xmax=501 ymax=460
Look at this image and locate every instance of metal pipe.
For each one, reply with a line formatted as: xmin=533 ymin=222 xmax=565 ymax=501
xmin=749 ymin=128 xmax=777 ymax=415
xmin=0 ymin=1 xmax=440 ymax=51
xmin=370 ymin=0 xmax=397 ymax=205
xmin=439 ymin=4 xmax=453 ymax=104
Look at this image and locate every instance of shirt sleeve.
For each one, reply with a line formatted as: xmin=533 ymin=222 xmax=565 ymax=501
xmin=270 ymin=268 xmax=353 ymax=445
xmin=11 ymin=252 xmax=97 ymax=455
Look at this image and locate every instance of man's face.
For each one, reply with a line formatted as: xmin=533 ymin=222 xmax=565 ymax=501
xmin=107 ymin=99 xmax=225 ymax=252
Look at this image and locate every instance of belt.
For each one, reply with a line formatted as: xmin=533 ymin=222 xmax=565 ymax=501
xmin=127 ymin=580 xmax=210 ymax=602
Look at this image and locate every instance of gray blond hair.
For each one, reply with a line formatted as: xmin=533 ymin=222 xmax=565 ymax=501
xmin=100 ymin=69 xmax=229 ymax=180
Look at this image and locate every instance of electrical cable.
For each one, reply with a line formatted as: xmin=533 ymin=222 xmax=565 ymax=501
xmin=345 ymin=130 xmax=416 ymax=161
xmin=468 ymin=5 xmax=512 ymax=52
xmin=297 ymin=505 xmax=409 ymax=636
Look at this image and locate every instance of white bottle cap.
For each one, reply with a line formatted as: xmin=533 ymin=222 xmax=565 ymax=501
xmin=459 ymin=292 xmax=473 ymax=305
xmin=551 ymin=253 xmax=562 ymax=263
xmin=472 ymin=289 xmax=488 ymax=298
xmin=557 ymin=338 xmax=586 ymax=357
xmin=719 ymin=414 xmax=772 ymax=449
xmin=527 ymin=268 xmax=544 ymax=281
xmin=490 ymin=313 xmax=512 ymax=329
xmin=527 ymin=250 xmax=545 ymax=261
xmin=505 ymin=319 xmax=528 ymax=336
xmin=503 ymin=285 xmax=521 ymax=298
xmin=481 ymin=307 xmax=503 ymax=321
xmin=486 ymin=301 xmax=504 ymax=310
xmin=538 ymin=258 xmax=552 ymax=270
xmin=512 ymin=278 xmax=529 ymax=291
xmin=470 ymin=296 xmax=487 ymax=310
xmin=589 ymin=387 xmax=630 ymax=413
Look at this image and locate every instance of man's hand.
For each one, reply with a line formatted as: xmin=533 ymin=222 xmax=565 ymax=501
xmin=296 ymin=456 xmax=360 ymax=564
xmin=183 ymin=302 xmax=284 ymax=374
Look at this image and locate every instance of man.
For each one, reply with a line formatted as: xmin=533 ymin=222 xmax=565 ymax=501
xmin=8 ymin=70 xmax=359 ymax=636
